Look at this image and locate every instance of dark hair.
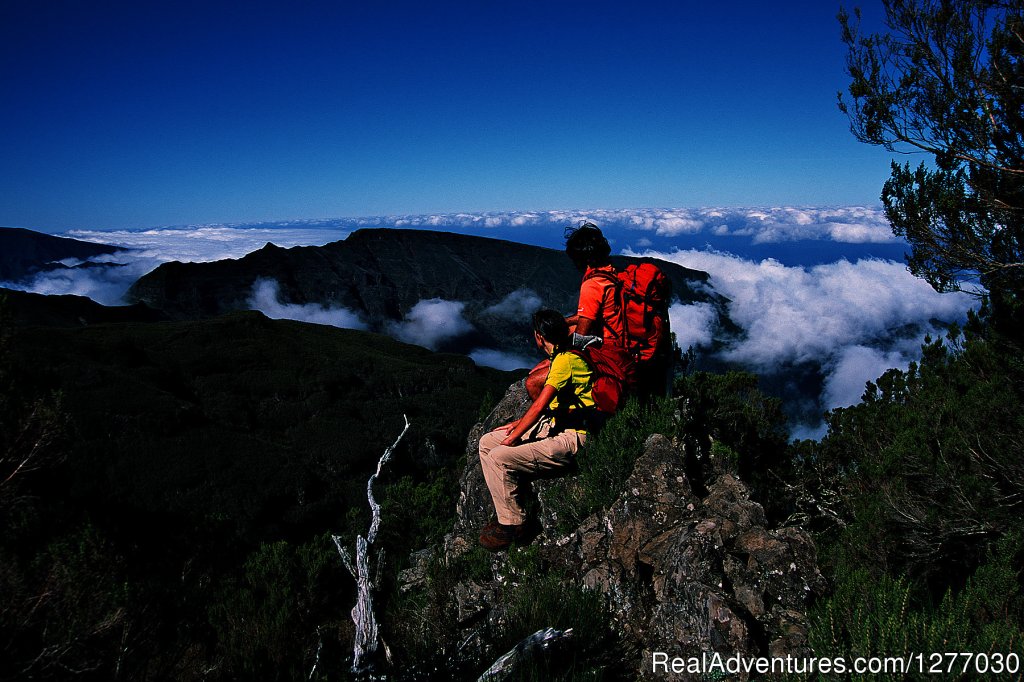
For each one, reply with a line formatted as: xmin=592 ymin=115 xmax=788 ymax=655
xmin=532 ymin=308 xmax=570 ymax=350
xmin=564 ymin=221 xmax=611 ymax=270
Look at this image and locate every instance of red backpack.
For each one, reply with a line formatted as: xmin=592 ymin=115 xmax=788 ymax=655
xmin=617 ymin=262 xmax=671 ymax=362
xmin=567 ymin=345 xmax=632 ymax=415
xmin=583 ymin=262 xmax=671 ymax=363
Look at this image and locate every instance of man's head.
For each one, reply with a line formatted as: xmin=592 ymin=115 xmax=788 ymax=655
xmin=564 ymin=221 xmax=611 ymax=272
xmin=532 ymin=308 xmax=570 ymax=350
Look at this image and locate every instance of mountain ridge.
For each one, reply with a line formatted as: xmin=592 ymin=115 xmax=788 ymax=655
xmin=127 ymin=227 xmax=732 ymax=355
xmin=0 ymin=226 xmax=121 ymax=283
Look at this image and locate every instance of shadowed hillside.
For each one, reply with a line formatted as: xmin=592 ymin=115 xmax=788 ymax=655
xmin=0 ymin=227 xmax=121 ymax=283
xmin=1 ymin=287 xmax=168 ymax=327
xmin=6 ymin=311 xmax=512 ymax=539
xmin=1 ymin=308 xmax=514 ymax=678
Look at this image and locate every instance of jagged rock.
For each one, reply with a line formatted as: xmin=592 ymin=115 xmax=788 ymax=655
xmin=398 ymin=548 xmax=435 ymax=594
xmin=441 ymin=384 xmax=826 ymax=679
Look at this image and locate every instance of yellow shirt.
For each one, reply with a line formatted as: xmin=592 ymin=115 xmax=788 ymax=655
xmin=544 ymin=351 xmax=595 ymax=431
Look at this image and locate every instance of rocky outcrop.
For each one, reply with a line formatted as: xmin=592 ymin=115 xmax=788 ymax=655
xmin=416 ymin=381 xmax=825 ymax=679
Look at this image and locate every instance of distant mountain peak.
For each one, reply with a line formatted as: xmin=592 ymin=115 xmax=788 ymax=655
xmin=0 ymin=226 xmax=121 ymax=283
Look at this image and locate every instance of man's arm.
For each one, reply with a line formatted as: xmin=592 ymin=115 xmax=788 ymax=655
xmin=502 ymin=384 xmax=557 ymax=446
xmin=573 ymin=316 xmax=597 ymax=336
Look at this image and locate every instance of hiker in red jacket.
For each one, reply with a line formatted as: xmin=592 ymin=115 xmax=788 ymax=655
xmin=526 ymin=222 xmax=634 ymax=399
xmin=564 ymin=222 xmax=627 ymax=344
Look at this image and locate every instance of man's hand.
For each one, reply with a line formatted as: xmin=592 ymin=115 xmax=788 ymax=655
xmin=500 ymin=420 xmax=521 ymax=445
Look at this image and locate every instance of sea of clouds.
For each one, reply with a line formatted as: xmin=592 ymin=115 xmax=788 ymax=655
xmin=2 ymin=207 xmax=978 ymax=437
xmin=648 ymin=250 xmax=973 ymax=438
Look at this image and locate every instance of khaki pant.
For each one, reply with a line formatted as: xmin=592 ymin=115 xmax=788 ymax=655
xmin=478 ymin=416 xmax=586 ymax=525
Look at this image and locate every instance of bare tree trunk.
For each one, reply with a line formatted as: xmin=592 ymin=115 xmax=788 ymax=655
xmin=477 ymin=627 xmax=574 ymax=682
xmin=332 ymin=415 xmax=410 ymax=676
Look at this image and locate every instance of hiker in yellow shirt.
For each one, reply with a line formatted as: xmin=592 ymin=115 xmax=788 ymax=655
xmin=478 ymin=308 xmax=596 ymax=551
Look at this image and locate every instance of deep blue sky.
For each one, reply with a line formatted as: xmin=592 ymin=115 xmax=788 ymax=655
xmin=1 ymin=0 xmax=894 ymax=232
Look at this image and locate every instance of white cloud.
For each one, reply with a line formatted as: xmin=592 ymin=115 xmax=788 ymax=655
xmin=668 ymin=301 xmax=718 ymax=350
xmin=386 ymin=298 xmax=474 ymax=350
xmin=821 ymin=344 xmax=911 ymax=410
xmin=469 ymin=348 xmax=535 ymax=371
xmin=68 ymin=224 xmax=349 ymax=263
xmin=6 ymin=224 xmax=352 ymax=306
xmin=171 ymin=206 xmax=895 ymax=245
xmin=0 ymin=251 xmax=158 ymax=305
xmin=248 ymin=279 xmax=367 ymax=330
xmin=482 ymin=288 xmax=543 ymax=320
xmin=649 ymin=250 xmax=972 ymax=369
xmin=633 ymin=247 xmax=975 ymax=436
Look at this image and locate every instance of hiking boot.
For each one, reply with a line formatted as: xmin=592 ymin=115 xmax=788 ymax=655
xmin=479 ymin=522 xmax=527 ymax=551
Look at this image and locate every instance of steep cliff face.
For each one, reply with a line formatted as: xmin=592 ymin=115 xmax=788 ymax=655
xmin=408 ymin=382 xmax=825 ymax=679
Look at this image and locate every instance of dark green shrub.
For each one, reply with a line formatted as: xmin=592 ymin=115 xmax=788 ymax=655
xmin=674 ymin=370 xmax=792 ymax=522
xmin=805 ymin=328 xmax=1024 ymax=585
xmin=379 ymin=473 xmax=458 ymax=550
xmin=492 ymin=546 xmax=614 ymax=681
xmin=207 ymin=534 xmax=348 ymax=681
xmin=808 ymin=532 xmax=1024 ymax=680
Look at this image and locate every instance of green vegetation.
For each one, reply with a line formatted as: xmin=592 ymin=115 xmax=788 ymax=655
xmin=0 ymin=309 xmax=512 ymax=680
xmin=788 ymin=4 xmax=1024 ymax=672
xmin=379 ymin=472 xmax=460 ymax=550
xmin=5 ymin=4 xmax=1024 ymax=667
xmin=804 ymin=323 xmax=1024 ymax=582
xmin=494 ymin=546 xmax=613 ymax=681
xmin=675 ymin=369 xmax=791 ymax=516
xmin=790 ymin=318 xmax=1024 ymax=678
xmin=810 ymin=533 xmax=1024 ymax=679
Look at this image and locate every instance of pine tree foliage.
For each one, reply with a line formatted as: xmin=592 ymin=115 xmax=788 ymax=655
xmin=839 ymin=0 xmax=1024 ymax=336
xmin=802 ymin=322 xmax=1024 ymax=586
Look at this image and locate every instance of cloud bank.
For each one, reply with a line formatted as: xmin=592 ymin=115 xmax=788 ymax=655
xmin=247 ymin=279 xmax=367 ymax=330
xmin=669 ymin=302 xmax=718 ymax=350
xmin=482 ymin=289 xmax=543 ymax=320
xmin=386 ymin=298 xmax=475 ymax=351
xmin=634 ymin=248 xmax=975 ymax=434
xmin=68 ymin=224 xmax=349 ymax=264
xmin=10 ymin=212 xmax=969 ymax=433
xmin=0 ymin=251 xmax=157 ymax=306
xmin=224 ymin=205 xmax=898 ymax=245
xmin=2 ymin=224 xmax=352 ymax=306
xmin=11 ymin=205 xmax=898 ymax=307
